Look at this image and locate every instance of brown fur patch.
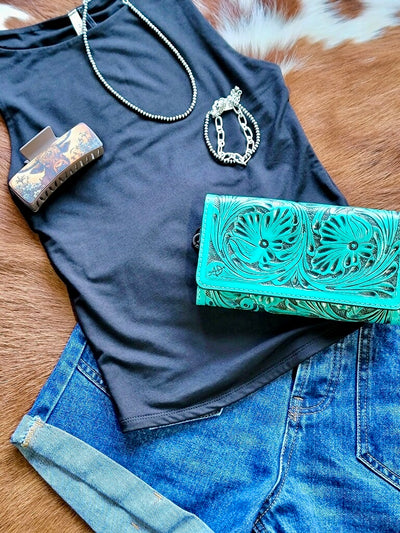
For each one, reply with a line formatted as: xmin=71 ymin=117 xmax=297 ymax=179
xmin=199 ymin=0 xmax=302 ymax=28
xmin=261 ymin=0 xmax=301 ymax=19
xmin=285 ymin=26 xmax=400 ymax=209
xmin=1 ymin=1 xmax=400 ymax=531
xmin=1 ymin=0 xmax=76 ymax=26
xmin=328 ymin=0 xmax=364 ymax=19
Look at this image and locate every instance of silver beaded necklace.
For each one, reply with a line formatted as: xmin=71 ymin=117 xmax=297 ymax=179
xmin=81 ymin=0 xmax=197 ymax=122
xmin=81 ymin=1 xmax=260 ymax=166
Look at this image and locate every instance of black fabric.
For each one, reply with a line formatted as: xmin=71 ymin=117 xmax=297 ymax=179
xmin=0 ymin=0 xmax=357 ymax=430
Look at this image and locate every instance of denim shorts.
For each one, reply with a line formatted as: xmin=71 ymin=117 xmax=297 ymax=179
xmin=11 ymin=323 xmax=400 ymax=532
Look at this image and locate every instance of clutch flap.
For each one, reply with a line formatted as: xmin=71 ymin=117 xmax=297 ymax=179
xmin=196 ymin=194 xmax=400 ymax=310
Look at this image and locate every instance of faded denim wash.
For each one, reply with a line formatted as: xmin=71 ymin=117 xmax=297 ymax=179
xmin=12 ymin=323 xmax=400 ymax=532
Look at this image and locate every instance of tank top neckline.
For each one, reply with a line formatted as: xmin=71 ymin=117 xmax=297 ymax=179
xmin=0 ymin=0 xmax=127 ymax=54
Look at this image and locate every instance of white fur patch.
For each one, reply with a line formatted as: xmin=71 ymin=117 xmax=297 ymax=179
xmin=0 ymin=4 xmax=30 ymax=31
xmin=205 ymin=0 xmax=400 ymax=71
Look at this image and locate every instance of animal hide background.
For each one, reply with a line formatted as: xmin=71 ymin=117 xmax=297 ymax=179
xmin=0 ymin=0 xmax=399 ymax=531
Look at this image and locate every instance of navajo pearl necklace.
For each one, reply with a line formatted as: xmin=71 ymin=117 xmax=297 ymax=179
xmin=81 ymin=0 xmax=197 ymax=122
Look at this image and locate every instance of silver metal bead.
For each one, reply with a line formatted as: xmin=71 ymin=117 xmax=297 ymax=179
xmin=81 ymin=0 xmax=197 ymax=123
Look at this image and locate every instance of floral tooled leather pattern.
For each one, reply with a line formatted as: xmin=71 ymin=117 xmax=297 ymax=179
xmin=197 ymin=195 xmax=400 ymax=323
xmin=230 ymin=207 xmax=298 ymax=267
xmin=312 ymin=213 xmax=376 ymax=274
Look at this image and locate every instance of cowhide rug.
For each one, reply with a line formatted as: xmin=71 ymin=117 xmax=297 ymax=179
xmin=1 ymin=1 xmax=399 ymax=531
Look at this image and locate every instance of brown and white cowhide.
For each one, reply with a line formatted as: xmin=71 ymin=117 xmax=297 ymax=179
xmin=1 ymin=1 xmax=399 ymax=531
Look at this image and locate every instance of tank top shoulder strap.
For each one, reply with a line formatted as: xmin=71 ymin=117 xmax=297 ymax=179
xmin=176 ymin=0 xmax=283 ymax=76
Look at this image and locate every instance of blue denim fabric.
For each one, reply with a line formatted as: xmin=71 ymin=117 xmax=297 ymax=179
xmin=11 ymin=324 xmax=400 ymax=532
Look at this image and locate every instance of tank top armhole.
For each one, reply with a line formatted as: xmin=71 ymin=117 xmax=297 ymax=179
xmin=0 ymin=90 xmax=15 ymax=184
xmin=178 ymin=0 xmax=284 ymax=77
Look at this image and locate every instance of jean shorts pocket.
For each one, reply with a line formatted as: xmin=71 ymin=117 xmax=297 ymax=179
xmin=356 ymin=325 xmax=400 ymax=491
xmin=77 ymin=353 xmax=111 ymax=397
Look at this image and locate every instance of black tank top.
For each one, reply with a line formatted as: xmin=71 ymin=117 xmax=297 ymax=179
xmin=0 ymin=0 xmax=356 ymax=430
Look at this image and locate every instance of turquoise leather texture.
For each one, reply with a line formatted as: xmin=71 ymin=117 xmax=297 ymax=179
xmin=196 ymin=194 xmax=400 ymax=323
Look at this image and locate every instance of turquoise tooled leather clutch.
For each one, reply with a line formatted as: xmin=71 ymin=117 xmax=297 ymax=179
xmin=195 ymin=194 xmax=400 ymax=323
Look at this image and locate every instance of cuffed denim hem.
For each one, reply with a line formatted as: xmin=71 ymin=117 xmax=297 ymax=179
xmin=11 ymin=415 xmax=213 ymax=533
xmin=10 ymin=323 xmax=400 ymax=532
